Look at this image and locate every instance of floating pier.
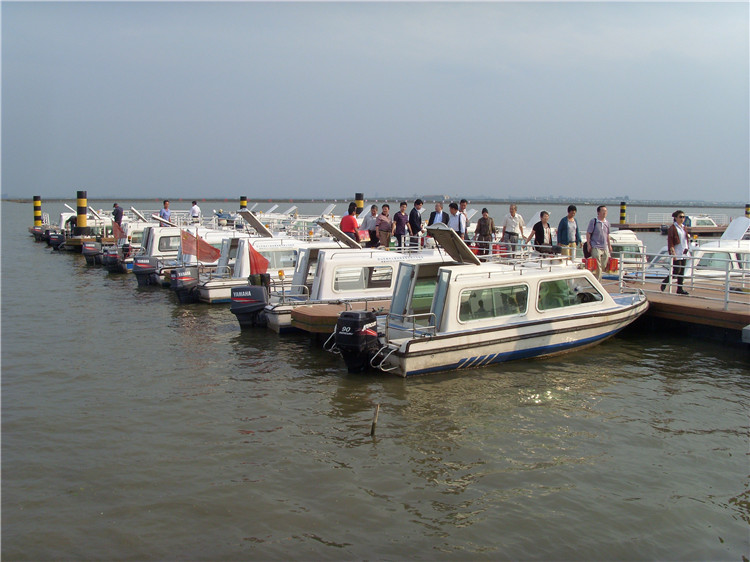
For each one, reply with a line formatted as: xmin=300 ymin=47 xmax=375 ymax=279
xmin=291 ymin=281 xmax=748 ymax=346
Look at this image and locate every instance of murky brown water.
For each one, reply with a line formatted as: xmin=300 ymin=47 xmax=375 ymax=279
xmin=3 ymin=201 xmax=748 ymax=560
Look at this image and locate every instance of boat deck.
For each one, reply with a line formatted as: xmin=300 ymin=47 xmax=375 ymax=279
xmin=290 ymin=299 xmax=391 ymax=334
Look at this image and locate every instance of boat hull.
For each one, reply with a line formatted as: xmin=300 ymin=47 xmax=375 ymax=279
xmin=379 ymin=295 xmax=648 ymax=377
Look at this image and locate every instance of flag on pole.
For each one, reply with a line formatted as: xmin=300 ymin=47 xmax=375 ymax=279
xmin=180 ymin=229 xmax=197 ymax=256
xmin=196 ymin=235 xmax=221 ymax=262
xmin=248 ymin=242 xmax=269 ymax=274
xmin=113 ymin=221 xmax=127 ymax=242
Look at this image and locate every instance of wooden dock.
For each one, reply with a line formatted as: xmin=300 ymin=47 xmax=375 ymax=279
xmin=291 ymin=281 xmax=749 ymax=346
xmin=604 ymin=280 xmax=749 ymax=344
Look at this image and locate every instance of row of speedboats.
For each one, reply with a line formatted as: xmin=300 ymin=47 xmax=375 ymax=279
xmin=37 ymin=203 xmax=747 ymax=377
xmin=29 ymin=203 xmax=654 ymax=377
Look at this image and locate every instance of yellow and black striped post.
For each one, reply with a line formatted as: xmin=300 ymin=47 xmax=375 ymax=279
xmin=619 ymin=202 xmax=627 ymax=225
xmin=240 ymin=196 xmax=247 ymax=211
xmin=75 ymin=190 xmax=90 ymax=235
xmin=33 ymin=195 xmax=42 ymax=227
xmin=355 ymin=192 xmax=364 ymax=216
xmin=745 ymin=203 xmax=749 ymax=218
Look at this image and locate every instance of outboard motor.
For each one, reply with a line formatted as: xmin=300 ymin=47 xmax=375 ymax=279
xmin=82 ymin=241 xmax=102 ymax=266
xmin=171 ymin=266 xmax=200 ymax=304
xmin=48 ymin=232 xmax=65 ymax=250
xmin=133 ymin=256 xmax=158 ymax=286
xmin=335 ymin=310 xmax=379 ymax=373
xmin=230 ymin=277 xmax=270 ymax=329
xmin=102 ymin=246 xmax=120 ymax=272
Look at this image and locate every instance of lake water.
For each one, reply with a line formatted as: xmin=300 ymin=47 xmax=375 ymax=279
xmin=2 ymin=200 xmax=749 ymax=560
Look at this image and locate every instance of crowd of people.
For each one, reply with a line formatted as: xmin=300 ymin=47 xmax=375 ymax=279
xmin=339 ymin=199 xmax=642 ymax=281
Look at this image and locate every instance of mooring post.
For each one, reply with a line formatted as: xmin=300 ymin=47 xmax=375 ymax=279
xmin=370 ymin=403 xmax=380 ymax=436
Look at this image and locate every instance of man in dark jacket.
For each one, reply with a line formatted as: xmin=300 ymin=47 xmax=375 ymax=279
xmin=112 ymin=203 xmax=123 ymax=225
xmin=409 ymin=199 xmax=424 ymax=247
xmin=427 ymin=202 xmax=449 ymax=227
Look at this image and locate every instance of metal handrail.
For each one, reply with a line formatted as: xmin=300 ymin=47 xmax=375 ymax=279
xmin=618 ymin=248 xmax=749 ymax=310
xmin=385 ymin=312 xmax=437 ymax=340
xmin=269 ymin=284 xmax=311 ymax=303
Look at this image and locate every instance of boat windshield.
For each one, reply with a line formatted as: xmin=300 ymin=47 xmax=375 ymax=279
xmin=390 ymin=264 xmax=414 ymax=316
xmin=431 ymin=270 xmax=451 ymax=331
xmin=695 ymin=252 xmax=734 ymax=271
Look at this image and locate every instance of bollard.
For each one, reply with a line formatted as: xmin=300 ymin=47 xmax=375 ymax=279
xmin=355 ymin=192 xmax=364 ymax=216
xmin=74 ymin=190 xmax=91 ymax=235
xmin=620 ymin=201 xmax=627 ymax=225
xmin=33 ymin=195 xmax=42 ymax=227
xmin=240 ymin=196 xmax=247 ymax=211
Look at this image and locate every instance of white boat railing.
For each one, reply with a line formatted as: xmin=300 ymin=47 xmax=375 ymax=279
xmin=618 ymin=249 xmax=749 ymax=311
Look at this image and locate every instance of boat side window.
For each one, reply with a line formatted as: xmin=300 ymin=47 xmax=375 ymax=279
xmin=333 ymin=266 xmax=392 ymax=292
xmin=538 ymin=277 xmax=602 ymax=310
xmin=159 ymin=236 xmax=181 ymax=252
xmin=458 ymin=284 xmax=528 ymax=322
xmin=130 ymin=231 xmax=143 ymax=245
xmin=260 ymin=249 xmax=298 ymax=269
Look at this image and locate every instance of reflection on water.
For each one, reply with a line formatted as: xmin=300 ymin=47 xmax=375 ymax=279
xmin=2 ymin=202 xmax=749 ymax=560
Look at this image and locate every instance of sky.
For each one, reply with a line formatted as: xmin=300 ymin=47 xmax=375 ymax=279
xmin=2 ymin=1 xmax=748 ymax=203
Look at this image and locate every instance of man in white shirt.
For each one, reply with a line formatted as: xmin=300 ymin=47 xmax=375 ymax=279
xmin=360 ymin=204 xmax=379 ymax=247
xmin=501 ymin=204 xmax=525 ymax=250
xmin=190 ymin=200 xmax=201 ymax=223
xmin=447 ymin=202 xmax=466 ymax=239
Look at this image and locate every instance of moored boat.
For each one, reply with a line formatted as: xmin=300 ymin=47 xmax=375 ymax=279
xmin=334 ymin=223 xmax=648 ymax=376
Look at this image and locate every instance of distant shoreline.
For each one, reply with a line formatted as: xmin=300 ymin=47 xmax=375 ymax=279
xmin=3 ymin=197 xmax=747 ymax=208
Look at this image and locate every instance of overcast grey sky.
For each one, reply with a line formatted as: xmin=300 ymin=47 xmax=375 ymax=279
xmin=2 ymin=1 xmax=748 ymax=202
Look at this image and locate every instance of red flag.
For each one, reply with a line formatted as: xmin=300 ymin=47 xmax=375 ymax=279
xmin=196 ymin=235 xmax=221 ymax=262
xmin=180 ymin=229 xmax=197 ymax=256
xmin=248 ymin=242 xmax=269 ymax=274
xmin=113 ymin=221 xmax=126 ymax=241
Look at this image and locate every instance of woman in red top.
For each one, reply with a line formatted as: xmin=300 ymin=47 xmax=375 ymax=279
xmin=340 ymin=203 xmax=360 ymax=242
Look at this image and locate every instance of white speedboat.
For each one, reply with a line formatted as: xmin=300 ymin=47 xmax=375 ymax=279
xmin=230 ymin=218 xmax=451 ymax=333
xmin=181 ymin=236 xmax=317 ymax=304
xmin=631 ymin=217 xmax=750 ymax=289
xmin=334 ymin=223 xmax=648 ymax=376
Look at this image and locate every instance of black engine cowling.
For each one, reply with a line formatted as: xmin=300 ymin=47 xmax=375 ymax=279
xmin=335 ymin=310 xmax=379 ymax=373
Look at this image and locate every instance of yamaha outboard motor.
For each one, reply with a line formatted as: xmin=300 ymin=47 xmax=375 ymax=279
xmin=48 ymin=232 xmax=65 ymax=250
xmin=133 ymin=256 xmax=158 ymax=286
xmin=82 ymin=241 xmax=103 ymax=266
xmin=335 ymin=310 xmax=379 ymax=373
xmin=102 ymin=246 xmax=120 ymax=272
xmin=171 ymin=266 xmax=200 ymax=304
xmin=230 ymin=274 xmax=271 ymax=329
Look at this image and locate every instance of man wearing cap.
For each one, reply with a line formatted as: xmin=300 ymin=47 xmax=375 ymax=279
xmin=112 ymin=203 xmax=123 ymax=225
